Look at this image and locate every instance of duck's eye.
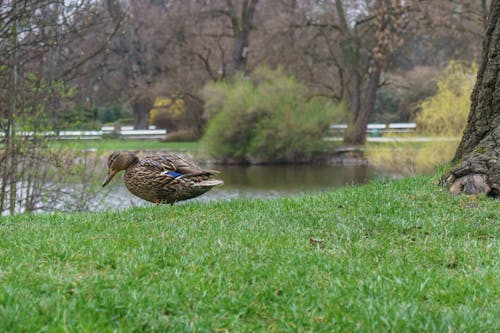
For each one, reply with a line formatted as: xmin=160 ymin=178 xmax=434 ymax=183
xmin=108 ymin=153 xmax=118 ymax=168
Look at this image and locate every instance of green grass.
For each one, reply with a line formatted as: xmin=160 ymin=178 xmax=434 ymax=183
xmin=0 ymin=176 xmax=499 ymax=332
xmin=47 ymin=138 xmax=441 ymax=153
xmin=49 ymin=139 xmax=200 ymax=152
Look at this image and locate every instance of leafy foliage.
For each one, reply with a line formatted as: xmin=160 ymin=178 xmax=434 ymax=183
xmin=367 ymin=62 xmax=476 ymax=174
xmin=57 ymin=105 xmax=100 ymax=130
xmin=97 ymin=105 xmax=130 ymax=125
xmin=367 ymin=140 xmax=461 ymax=174
xmin=201 ymin=68 xmax=345 ymax=163
xmin=375 ymin=66 xmax=440 ymax=123
xmin=414 ymin=61 xmax=476 ymax=136
xmin=13 ymin=75 xmax=75 ymax=132
xmin=149 ymin=97 xmax=185 ymax=130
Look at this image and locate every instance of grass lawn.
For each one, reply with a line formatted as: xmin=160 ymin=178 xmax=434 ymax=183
xmin=48 ymin=138 xmax=436 ymax=153
xmin=49 ymin=139 xmax=200 ymax=152
xmin=0 ymin=176 xmax=498 ymax=332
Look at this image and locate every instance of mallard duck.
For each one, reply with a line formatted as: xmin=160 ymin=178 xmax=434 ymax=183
xmin=102 ymin=151 xmax=223 ymax=204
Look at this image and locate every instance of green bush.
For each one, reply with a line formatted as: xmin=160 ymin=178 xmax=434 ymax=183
xmin=414 ymin=61 xmax=476 ymax=136
xmin=98 ymin=104 xmax=129 ymax=124
xmin=367 ymin=61 xmax=476 ymax=174
xmin=376 ymin=66 xmax=440 ymax=123
xmin=56 ymin=105 xmax=100 ymax=130
xmin=201 ymin=68 xmax=345 ymax=163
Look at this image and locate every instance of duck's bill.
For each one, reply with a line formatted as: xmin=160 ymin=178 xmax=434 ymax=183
xmin=102 ymin=170 xmax=117 ymax=187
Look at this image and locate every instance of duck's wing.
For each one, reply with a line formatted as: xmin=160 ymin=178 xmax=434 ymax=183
xmin=140 ymin=153 xmax=218 ymax=177
xmin=138 ymin=155 xmax=176 ymax=172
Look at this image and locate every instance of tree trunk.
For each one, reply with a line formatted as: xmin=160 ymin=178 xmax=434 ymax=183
xmin=344 ymin=62 xmax=382 ymax=145
xmin=6 ymin=2 xmax=19 ymax=214
xmin=131 ymin=94 xmax=154 ymax=130
xmin=226 ymin=0 xmax=258 ymax=76
xmin=231 ymin=38 xmax=247 ymax=74
xmin=442 ymin=0 xmax=500 ymax=197
xmin=349 ymin=70 xmax=361 ymax=123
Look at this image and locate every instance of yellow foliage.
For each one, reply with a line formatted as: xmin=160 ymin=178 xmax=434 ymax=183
xmin=367 ymin=61 xmax=476 ymax=174
xmin=414 ymin=61 xmax=477 ymax=136
xmin=367 ymin=140 xmax=460 ymax=175
xmin=149 ymin=97 xmax=185 ymax=127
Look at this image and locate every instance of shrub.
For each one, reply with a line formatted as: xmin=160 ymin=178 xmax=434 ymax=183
xmin=377 ymin=66 xmax=440 ymax=123
xmin=164 ymin=129 xmax=200 ymax=142
xmin=414 ymin=61 xmax=476 ymax=136
xmin=367 ymin=61 xmax=476 ymax=174
xmin=201 ymin=68 xmax=344 ymax=163
xmin=367 ymin=140 xmax=461 ymax=174
xmin=57 ymin=105 xmax=100 ymax=130
xmin=97 ymin=104 xmax=129 ymax=124
xmin=149 ymin=97 xmax=185 ymax=130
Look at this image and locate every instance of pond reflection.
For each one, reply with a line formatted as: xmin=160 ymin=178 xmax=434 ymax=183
xmin=216 ymin=164 xmax=380 ymax=191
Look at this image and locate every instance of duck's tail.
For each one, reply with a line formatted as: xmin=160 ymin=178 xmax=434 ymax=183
xmin=194 ymin=179 xmax=224 ymax=187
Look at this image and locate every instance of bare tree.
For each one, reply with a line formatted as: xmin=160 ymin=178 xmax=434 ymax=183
xmin=0 ymin=0 xmax=117 ymax=214
xmin=103 ymin=0 xmax=201 ymax=129
xmin=97 ymin=0 xmax=262 ymax=130
xmin=192 ymin=0 xmax=259 ymax=78
xmin=291 ymin=0 xmax=487 ymax=144
xmin=224 ymin=0 xmax=259 ymax=74
xmin=341 ymin=0 xmax=406 ymax=144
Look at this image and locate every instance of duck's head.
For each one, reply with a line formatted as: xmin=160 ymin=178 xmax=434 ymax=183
xmin=102 ymin=152 xmax=138 ymax=187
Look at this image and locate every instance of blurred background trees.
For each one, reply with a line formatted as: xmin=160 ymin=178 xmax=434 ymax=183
xmin=0 ymin=0 xmax=490 ymax=152
xmin=1 ymin=0 xmax=483 ymax=135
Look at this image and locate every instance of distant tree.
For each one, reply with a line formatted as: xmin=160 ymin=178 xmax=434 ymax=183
xmin=292 ymin=0 xmax=487 ymax=145
xmin=81 ymin=0 xmax=488 ymax=136
xmin=442 ymin=0 xmax=499 ymax=197
xmin=224 ymin=0 xmax=259 ymax=75
xmin=193 ymin=0 xmax=259 ymax=77
xmin=104 ymin=0 xmax=173 ymax=129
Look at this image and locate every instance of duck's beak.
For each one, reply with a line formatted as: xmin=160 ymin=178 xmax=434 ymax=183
xmin=102 ymin=169 xmax=117 ymax=187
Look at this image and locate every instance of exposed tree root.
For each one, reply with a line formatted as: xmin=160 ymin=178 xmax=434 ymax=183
xmin=446 ymin=174 xmax=492 ymax=196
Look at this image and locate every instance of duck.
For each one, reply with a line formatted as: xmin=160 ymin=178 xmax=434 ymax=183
xmin=102 ymin=151 xmax=223 ymax=204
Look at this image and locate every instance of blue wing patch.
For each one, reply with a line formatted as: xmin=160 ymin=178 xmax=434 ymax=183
xmin=161 ymin=170 xmax=183 ymax=178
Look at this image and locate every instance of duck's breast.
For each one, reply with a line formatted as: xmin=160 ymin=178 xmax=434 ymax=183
xmin=123 ymin=167 xmax=162 ymax=203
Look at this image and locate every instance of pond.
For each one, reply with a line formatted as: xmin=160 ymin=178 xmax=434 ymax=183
xmin=102 ymin=164 xmax=391 ymax=210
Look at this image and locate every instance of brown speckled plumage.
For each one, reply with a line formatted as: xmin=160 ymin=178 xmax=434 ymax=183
xmin=102 ymin=151 xmax=223 ymax=204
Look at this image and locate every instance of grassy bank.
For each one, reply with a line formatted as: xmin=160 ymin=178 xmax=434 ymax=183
xmin=0 ymin=176 xmax=498 ymax=332
xmin=49 ymin=139 xmax=200 ymax=152
xmin=48 ymin=138 xmax=438 ymax=153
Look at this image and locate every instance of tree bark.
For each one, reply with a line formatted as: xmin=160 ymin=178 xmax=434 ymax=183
xmin=344 ymin=62 xmax=382 ymax=145
xmin=226 ymin=0 xmax=259 ymax=75
xmin=442 ymin=0 xmax=500 ymax=197
xmin=338 ymin=0 xmax=387 ymax=145
xmin=131 ymin=94 xmax=154 ymax=130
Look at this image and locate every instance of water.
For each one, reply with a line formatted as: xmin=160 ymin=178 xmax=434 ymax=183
xmin=103 ymin=164 xmax=389 ymax=210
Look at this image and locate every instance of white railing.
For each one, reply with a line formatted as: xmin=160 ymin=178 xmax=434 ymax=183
xmin=387 ymin=123 xmax=417 ymax=132
xmin=58 ymin=130 xmax=103 ymax=139
xmin=119 ymin=129 xmax=166 ymax=140
xmin=0 ymin=127 xmax=167 ymax=140
xmin=330 ymin=123 xmax=417 ymax=134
